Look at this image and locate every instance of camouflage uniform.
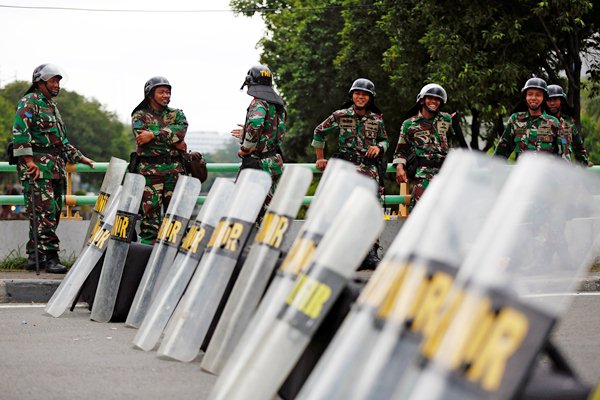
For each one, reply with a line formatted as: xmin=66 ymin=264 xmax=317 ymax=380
xmin=312 ymin=106 xmax=389 ymax=186
xmin=557 ymin=114 xmax=589 ymax=165
xmin=393 ymin=112 xmax=454 ymax=211
xmin=131 ymin=106 xmax=188 ymax=244
xmin=495 ymin=111 xmax=561 ymax=159
xmin=12 ymin=89 xmax=86 ymax=256
xmin=239 ymin=98 xmax=285 ymax=202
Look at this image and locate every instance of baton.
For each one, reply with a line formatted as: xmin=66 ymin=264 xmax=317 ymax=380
xmin=29 ymin=176 xmax=40 ymax=276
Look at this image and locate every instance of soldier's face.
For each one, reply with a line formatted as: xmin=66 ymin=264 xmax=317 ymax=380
xmin=40 ymin=76 xmax=61 ymax=98
xmin=152 ymin=86 xmax=171 ymax=107
xmin=352 ymin=90 xmax=371 ymax=109
xmin=423 ymin=96 xmax=441 ymax=111
xmin=525 ymin=89 xmax=544 ymax=111
xmin=546 ymin=97 xmax=561 ymax=115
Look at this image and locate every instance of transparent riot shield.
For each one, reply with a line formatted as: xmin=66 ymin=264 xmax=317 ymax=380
xmin=125 ymin=175 xmax=201 ymax=328
xmin=156 ymin=169 xmax=272 ymax=362
xmin=209 ymin=186 xmax=384 ymax=400
xmin=83 ymin=157 xmax=128 ymax=246
xmin=209 ymin=164 xmax=376 ymax=399
xmin=201 ymin=165 xmax=313 ymax=374
xmin=132 ymin=178 xmax=235 ymax=351
xmin=90 ymin=173 xmax=146 ymax=323
xmin=45 ymin=186 xmax=124 ymax=317
xmin=397 ymin=154 xmax=600 ymax=400
xmin=296 ymin=150 xmax=510 ymax=400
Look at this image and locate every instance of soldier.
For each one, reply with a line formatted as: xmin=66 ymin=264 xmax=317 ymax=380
xmin=312 ymin=78 xmax=389 ymax=269
xmin=495 ymin=77 xmax=562 ymax=159
xmin=131 ymin=76 xmax=188 ymax=244
xmin=546 ymin=84 xmax=590 ymax=166
xmin=12 ymin=64 xmax=94 ymax=273
xmin=394 ymin=83 xmax=457 ymax=211
xmin=233 ymin=65 xmax=286 ymax=206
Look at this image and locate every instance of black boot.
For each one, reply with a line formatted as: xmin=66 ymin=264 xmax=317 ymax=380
xmin=358 ymin=242 xmax=382 ymax=271
xmin=25 ymin=252 xmax=47 ymax=271
xmin=44 ymin=252 xmax=68 ymax=274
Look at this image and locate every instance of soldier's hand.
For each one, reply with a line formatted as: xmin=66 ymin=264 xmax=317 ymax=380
xmin=231 ymin=124 xmax=244 ymax=139
xmin=395 ymin=164 xmax=407 ymax=184
xmin=24 ymin=156 xmax=40 ymax=180
xmin=365 ymin=145 xmax=380 ymax=158
xmin=136 ymin=130 xmax=155 ymax=145
xmin=238 ymin=147 xmax=252 ymax=158
xmin=315 ymin=159 xmax=328 ymax=171
xmin=80 ymin=157 xmax=95 ymax=168
xmin=173 ymin=141 xmax=187 ymax=152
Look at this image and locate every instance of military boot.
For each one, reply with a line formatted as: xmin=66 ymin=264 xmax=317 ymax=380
xmin=25 ymin=252 xmax=47 ymax=271
xmin=44 ymin=251 xmax=68 ymax=274
xmin=358 ymin=242 xmax=382 ymax=271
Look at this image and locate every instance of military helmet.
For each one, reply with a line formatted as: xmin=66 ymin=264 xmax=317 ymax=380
xmin=242 ymin=65 xmax=273 ymax=88
xmin=521 ymin=77 xmax=548 ymax=96
xmin=349 ymin=78 xmax=376 ymax=97
xmin=32 ymin=64 xmax=63 ymax=83
xmin=144 ymin=76 xmax=171 ymax=98
xmin=416 ymin=83 xmax=447 ymax=104
xmin=547 ymin=84 xmax=567 ymax=100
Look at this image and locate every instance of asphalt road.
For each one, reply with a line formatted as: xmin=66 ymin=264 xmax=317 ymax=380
xmin=0 ymin=294 xmax=599 ymax=400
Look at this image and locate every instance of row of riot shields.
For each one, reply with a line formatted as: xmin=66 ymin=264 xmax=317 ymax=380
xmin=44 ymin=151 xmax=599 ymax=400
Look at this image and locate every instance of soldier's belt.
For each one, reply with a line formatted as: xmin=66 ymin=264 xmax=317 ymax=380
xmin=416 ymin=157 xmax=444 ymax=169
xmin=31 ymin=145 xmax=64 ymax=156
xmin=138 ymin=154 xmax=181 ymax=164
xmin=332 ymin=151 xmax=379 ymax=166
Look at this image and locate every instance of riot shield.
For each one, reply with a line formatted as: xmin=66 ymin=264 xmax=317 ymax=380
xmin=90 ymin=173 xmax=146 ymax=323
xmin=296 ymin=150 xmax=510 ymax=400
xmin=208 ymin=186 xmax=384 ymax=400
xmin=201 ymin=165 xmax=313 ymax=374
xmin=209 ymin=164 xmax=376 ymax=399
xmin=156 ymin=169 xmax=272 ymax=362
xmin=83 ymin=157 xmax=128 ymax=246
xmin=132 ymin=178 xmax=236 ymax=351
xmin=124 ymin=175 xmax=201 ymax=328
xmin=396 ymin=154 xmax=600 ymax=400
xmin=45 ymin=186 xmax=124 ymax=317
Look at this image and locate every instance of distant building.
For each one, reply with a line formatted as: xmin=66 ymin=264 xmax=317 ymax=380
xmin=186 ymin=131 xmax=237 ymax=154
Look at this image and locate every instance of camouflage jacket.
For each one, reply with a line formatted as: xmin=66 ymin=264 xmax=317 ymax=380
xmin=558 ymin=114 xmax=589 ymax=165
xmin=495 ymin=111 xmax=561 ymax=159
xmin=393 ymin=112 xmax=454 ymax=179
xmin=12 ymin=89 xmax=84 ymax=180
xmin=240 ymin=98 xmax=285 ymax=155
xmin=312 ymin=106 xmax=389 ymax=157
xmin=132 ymin=106 xmax=188 ymax=176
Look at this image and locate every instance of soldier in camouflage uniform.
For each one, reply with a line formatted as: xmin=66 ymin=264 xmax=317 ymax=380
xmin=394 ymin=84 xmax=458 ymax=211
xmin=12 ymin=64 xmax=94 ymax=273
xmin=495 ymin=78 xmax=562 ymax=160
xmin=545 ymin=84 xmax=590 ymax=166
xmin=131 ymin=76 xmax=188 ymax=244
xmin=313 ymin=78 xmax=389 ymax=269
xmin=234 ymin=65 xmax=286 ymax=207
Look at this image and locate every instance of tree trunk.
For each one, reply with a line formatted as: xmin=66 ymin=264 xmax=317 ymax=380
xmin=470 ymin=108 xmax=480 ymax=151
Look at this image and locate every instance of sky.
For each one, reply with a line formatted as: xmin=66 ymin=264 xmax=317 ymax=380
xmin=0 ymin=0 xmax=266 ymax=134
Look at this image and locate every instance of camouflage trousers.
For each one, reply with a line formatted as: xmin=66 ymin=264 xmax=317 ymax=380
xmin=139 ymin=174 xmax=180 ymax=245
xmin=408 ymin=177 xmax=431 ymax=212
xmin=237 ymin=154 xmax=283 ymax=225
xmin=22 ymin=178 xmax=64 ymax=256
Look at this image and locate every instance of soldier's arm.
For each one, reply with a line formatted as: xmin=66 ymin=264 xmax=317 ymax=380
xmin=241 ymin=100 xmax=267 ymax=153
xmin=12 ymin=98 xmax=35 ymax=157
xmin=393 ymin=120 xmax=412 ymax=184
xmin=494 ymin=115 xmax=515 ymax=158
xmin=312 ymin=113 xmax=338 ymax=171
xmin=571 ymin=122 xmax=590 ymax=166
xmin=154 ymin=109 xmax=188 ymax=147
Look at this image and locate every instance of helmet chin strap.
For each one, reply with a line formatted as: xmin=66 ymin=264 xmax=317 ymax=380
xmin=422 ymin=104 xmax=439 ymax=115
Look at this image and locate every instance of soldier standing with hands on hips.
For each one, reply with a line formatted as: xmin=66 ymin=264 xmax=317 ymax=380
xmin=12 ymin=64 xmax=94 ymax=273
xmin=130 ymin=77 xmax=188 ymax=244
xmin=312 ymin=78 xmax=389 ymax=269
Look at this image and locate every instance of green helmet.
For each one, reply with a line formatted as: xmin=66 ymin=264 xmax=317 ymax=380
xmin=547 ymin=84 xmax=567 ymax=100
xmin=521 ymin=78 xmax=548 ymax=97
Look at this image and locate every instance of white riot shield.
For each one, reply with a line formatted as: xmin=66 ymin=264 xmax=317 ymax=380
xmin=125 ymin=175 xmax=201 ymax=328
xmin=83 ymin=157 xmax=128 ymax=245
xmin=400 ymin=154 xmax=600 ymax=400
xmin=209 ymin=164 xmax=376 ymax=399
xmin=90 ymin=173 xmax=146 ymax=322
xmin=201 ymin=165 xmax=313 ymax=374
xmin=45 ymin=186 xmax=123 ymax=317
xmin=132 ymin=178 xmax=236 ymax=351
xmin=156 ymin=169 xmax=272 ymax=362
xmin=210 ymin=186 xmax=384 ymax=400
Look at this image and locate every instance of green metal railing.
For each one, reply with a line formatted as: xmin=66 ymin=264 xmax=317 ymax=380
xmin=0 ymin=161 xmax=410 ymax=208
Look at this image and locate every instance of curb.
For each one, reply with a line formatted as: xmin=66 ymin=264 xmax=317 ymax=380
xmin=1 ymin=274 xmax=599 ymax=303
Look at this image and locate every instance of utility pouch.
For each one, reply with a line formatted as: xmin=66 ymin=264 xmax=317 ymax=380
xmin=6 ymin=142 xmax=18 ymax=166
xmin=128 ymin=152 xmax=140 ymax=173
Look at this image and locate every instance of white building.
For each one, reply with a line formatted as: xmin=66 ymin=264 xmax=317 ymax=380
xmin=186 ymin=131 xmax=237 ymax=154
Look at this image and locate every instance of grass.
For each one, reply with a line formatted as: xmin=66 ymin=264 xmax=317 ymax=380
xmin=0 ymin=247 xmax=77 ymax=271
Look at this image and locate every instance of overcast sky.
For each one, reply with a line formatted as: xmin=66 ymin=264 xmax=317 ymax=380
xmin=0 ymin=0 xmax=266 ymax=134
